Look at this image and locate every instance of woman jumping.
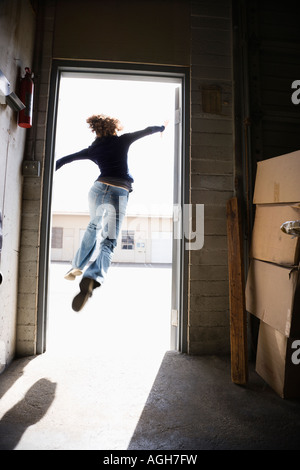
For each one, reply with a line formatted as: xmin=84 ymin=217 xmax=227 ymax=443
xmin=55 ymin=114 xmax=165 ymax=312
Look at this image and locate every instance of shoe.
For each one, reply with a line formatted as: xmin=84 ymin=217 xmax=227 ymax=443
xmin=64 ymin=268 xmax=83 ymax=281
xmin=72 ymin=277 xmax=99 ymax=312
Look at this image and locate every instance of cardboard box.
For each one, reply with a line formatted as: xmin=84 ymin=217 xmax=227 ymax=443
xmin=250 ymin=204 xmax=300 ymax=265
xmin=253 ymin=150 xmax=300 ymax=204
xmin=256 ymin=322 xmax=300 ymax=398
xmin=246 ymin=259 xmax=300 ymax=337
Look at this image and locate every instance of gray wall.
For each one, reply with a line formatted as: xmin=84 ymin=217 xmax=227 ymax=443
xmin=0 ymin=0 xmax=35 ymax=368
xmin=189 ymin=0 xmax=233 ymax=353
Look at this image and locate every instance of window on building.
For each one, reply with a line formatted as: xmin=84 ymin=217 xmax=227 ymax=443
xmin=121 ymin=230 xmax=135 ymax=250
xmin=51 ymin=227 xmax=63 ymax=249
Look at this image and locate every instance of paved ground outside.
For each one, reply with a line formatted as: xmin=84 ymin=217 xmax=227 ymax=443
xmin=47 ymin=262 xmax=173 ymax=358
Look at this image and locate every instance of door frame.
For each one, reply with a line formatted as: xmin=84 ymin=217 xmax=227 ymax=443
xmin=37 ymin=60 xmax=190 ymax=354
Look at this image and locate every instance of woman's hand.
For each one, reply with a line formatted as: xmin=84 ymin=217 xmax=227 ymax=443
xmin=160 ymin=120 xmax=169 ymax=137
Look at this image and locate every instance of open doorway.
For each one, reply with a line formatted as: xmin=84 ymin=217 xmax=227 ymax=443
xmin=39 ymin=65 xmax=186 ymax=359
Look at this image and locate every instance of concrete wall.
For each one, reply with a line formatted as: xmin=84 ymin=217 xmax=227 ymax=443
xmin=14 ymin=0 xmax=234 ymax=357
xmin=189 ymin=0 xmax=233 ymax=353
xmin=16 ymin=0 xmax=56 ymax=356
xmin=53 ymin=0 xmax=190 ymax=66
xmin=0 ymin=0 xmax=36 ymax=368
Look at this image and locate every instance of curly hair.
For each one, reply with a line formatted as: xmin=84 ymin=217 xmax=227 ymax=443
xmin=86 ymin=114 xmax=123 ymax=138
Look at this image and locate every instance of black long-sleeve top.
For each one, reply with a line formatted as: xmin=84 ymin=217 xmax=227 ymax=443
xmin=55 ymin=125 xmax=165 ymax=191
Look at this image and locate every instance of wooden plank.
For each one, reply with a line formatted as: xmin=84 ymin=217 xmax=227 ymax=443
xmin=226 ymin=197 xmax=248 ymax=384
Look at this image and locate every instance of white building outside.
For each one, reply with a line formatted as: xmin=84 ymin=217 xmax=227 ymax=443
xmin=51 ymin=212 xmax=173 ymax=265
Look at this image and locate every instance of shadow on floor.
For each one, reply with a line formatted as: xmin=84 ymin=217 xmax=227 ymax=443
xmin=128 ymin=352 xmax=300 ymax=450
xmin=0 ymin=376 xmax=56 ymax=450
xmin=1 ymin=352 xmax=300 ymax=450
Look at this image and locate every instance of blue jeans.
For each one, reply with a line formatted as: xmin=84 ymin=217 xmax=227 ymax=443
xmin=72 ymin=182 xmax=129 ymax=285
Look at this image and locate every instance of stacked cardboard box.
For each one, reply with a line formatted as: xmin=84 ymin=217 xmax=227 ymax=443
xmin=245 ymin=150 xmax=300 ymax=398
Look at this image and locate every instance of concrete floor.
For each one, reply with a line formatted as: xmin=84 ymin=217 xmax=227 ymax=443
xmin=1 ymin=264 xmax=300 ymax=450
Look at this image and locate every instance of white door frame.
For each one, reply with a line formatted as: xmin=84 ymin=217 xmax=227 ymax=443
xmin=37 ymin=60 xmax=190 ymax=354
